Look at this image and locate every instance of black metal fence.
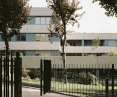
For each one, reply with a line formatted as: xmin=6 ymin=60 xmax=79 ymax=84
xmin=50 ymin=64 xmax=116 ymax=97
xmin=0 ymin=52 xmax=22 ymax=97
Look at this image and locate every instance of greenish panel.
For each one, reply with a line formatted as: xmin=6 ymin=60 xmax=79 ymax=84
xmin=26 ymin=51 xmax=35 ymax=56
xmin=96 ymin=70 xmax=99 ymax=78
xmin=35 ymin=51 xmax=51 ymax=53
xmin=82 ymin=40 xmax=84 ymax=46
xmin=51 ymin=36 xmax=59 ymax=41
xmin=11 ymin=35 xmax=16 ymax=41
xmin=51 ymin=50 xmax=60 ymax=56
xmin=108 ymin=40 xmax=116 ymax=46
xmin=27 ymin=17 xmax=35 ymax=24
xmin=0 ymin=34 xmax=1 ymax=41
xmin=26 ymin=34 xmax=35 ymax=41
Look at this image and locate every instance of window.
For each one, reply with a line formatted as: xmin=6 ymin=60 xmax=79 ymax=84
xmin=45 ymin=53 xmax=51 ymax=56
xmin=41 ymin=34 xmax=45 ymax=41
xmin=35 ymin=53 xmax=40 ymax=56
xmin=99 ymin=70 xmax=108 ymax=79
xmin=20 ymin=51 xmax=26 ymax=56
xmin=41 ymin=53 xmax=45 ymax=56
xmin=41 ymin=17 xmax=45 ymax=24
xmin=11 ymin=51 xmax=15 ymax=56
xmin=16 ymin=34 xmax=20 ymax=41
xmin=35 ymin=34 xmax=40 ymax=41
xmin=46 ymin=17 xmax=51 ymax=24
xmin=46 ymin=34 xmax=49 ymax=41
xmin=21 ymin=34 xmax=26 ymax=41
xmin=35 ymin=17 xmax=40 ymax=24
xmin=73 ymin=42 xmax=76 ymax=46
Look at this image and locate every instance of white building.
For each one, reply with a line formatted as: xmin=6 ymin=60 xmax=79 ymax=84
xmin=0 ymin=7 xmax=117 ymax=57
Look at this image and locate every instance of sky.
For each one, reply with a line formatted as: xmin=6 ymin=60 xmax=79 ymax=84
xmin=28 ymin=0 xmax=117 ymax=33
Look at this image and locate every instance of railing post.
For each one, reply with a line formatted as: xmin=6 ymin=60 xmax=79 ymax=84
xmin=112 ymin=64 xmax=114 ymax=97
xmin=0 ymin=53 xmax=2 ymax=97
xmin=105 ymin=78 xmax=109 ymax=97
xmin=40 ymin=59 xmax=42 ymax=96
xmin=14 ymin=52 xmax=22 ymax=97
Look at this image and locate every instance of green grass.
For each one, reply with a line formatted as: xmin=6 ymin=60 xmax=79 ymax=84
xmin=2 ymin=77 xmax=117 ymax=97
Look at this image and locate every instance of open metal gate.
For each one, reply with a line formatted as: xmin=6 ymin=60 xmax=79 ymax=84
xmin=40 ymin=59 xmax=51 ymax=96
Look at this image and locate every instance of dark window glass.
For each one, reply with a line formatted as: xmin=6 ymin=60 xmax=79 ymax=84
xmin=21 ymin=34 xmax=26 ymax=41
xmin=20 ymin=51 xmax=26 ymax=56
xmin=1 ymin=34 xmax=4 ymax=41
xmin=16 ymin=34 xmax=20 ymax=41
xmin=73 ymin=42 xmax=76 ymax=46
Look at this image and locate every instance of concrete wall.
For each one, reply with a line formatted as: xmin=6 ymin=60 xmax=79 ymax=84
xmin=21 ymin=56 xmax=117 ymax=69
xmin=0 ymin=42 xmax=59 ymax=50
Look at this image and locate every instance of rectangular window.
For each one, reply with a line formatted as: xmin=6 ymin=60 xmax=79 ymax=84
xmin=16 ymin=34 xmax=20 ymax=41
xmin=73 ymin=42 xmax=76 ymax=46
xmin=46 ymin=17 xmax=51 ymax=24
xmin=41 ymin=17 xmax=45 ymax=24
xmin=41 ymin=34 xmax=45 ymax=41
xmin=35 ymin=17 xmax=40 ymax=24
xmin=20 ymin=51 xmax=26 ymax=56
xmin=46 ymin=34 xmax=49 ymax=41
xmin=35 ymin=53 xmax=40 ymax=56
xmin=41 ymin=53 xmax=45 ymax=56
xmin=35 ymin=34 xmax=40 ymax=41
xmin=21 ymin=34 xmax=26 ymax=41
xmin=45 ymin=53 xmax=51 ymax=56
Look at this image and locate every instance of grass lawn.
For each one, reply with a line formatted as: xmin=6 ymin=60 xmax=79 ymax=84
xmin=2 ymin=77 xmax=117 ymax=97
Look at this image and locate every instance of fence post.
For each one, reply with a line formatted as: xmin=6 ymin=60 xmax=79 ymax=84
xmin=14 ymin=52 xmax=22 ymax=97
xmin=105 ymin=78 xmax=109 ymax=97
xmin=0 ymin=53 xmax=2 ymax=97
xmin=112 ymin=64 xmax=114 ymax=97
xmin=40 ymin=59 xmax=42 ymax=96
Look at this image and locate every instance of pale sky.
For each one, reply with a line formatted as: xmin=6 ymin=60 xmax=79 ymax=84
xmin=28 ymin=0 xmax=117 ymax=33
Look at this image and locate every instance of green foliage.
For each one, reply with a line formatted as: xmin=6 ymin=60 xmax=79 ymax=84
xmin=22 ymin=68 xmax=29 ymax=77
xmin=92 ymin=37 xmax=101 ymax=51
xmin=0 ymin=0 xmax=32 ymax=55
xmin=92 ymin=0 xmax=117 ymax=17
xmin=107 ymin=51 xmax=117 ymax=56
xmin=76 ymin=72 xmax=99 ymax=85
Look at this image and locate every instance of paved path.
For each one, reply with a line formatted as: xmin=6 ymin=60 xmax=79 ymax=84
xmin=2 ymin=84 xmax=74 ymax=97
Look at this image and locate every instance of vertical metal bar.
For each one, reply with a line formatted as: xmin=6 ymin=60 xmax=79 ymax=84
xmin=80 ymin=64 xmax=81 ymax=96
xmin=99 ymin=64 xmax=100 ymax=96
xmin=0 ymin=52 xmax=2 ymax=97
xmin=53 ymin=64 xmax=54 ymax=91
xmin=4 ymin=58 xmax=6 ymax=97
xmin=20 ymin=58 xmax=22 ymax=97
xmin=89 ymin=64 xmax=90 ymax=94
xmin=112 ymin=64 xmax=114 ymax=97
xmin=66 ymin=64 xmax=67 ymax=94
xmin=72 ymin=64 xmax=73 ymax=95
xmin=6 ymin=58 xmax=7 ymax=97
xmin=55 ymin=64 xmax=56 ymax=91
xmin=105 ymin=78 xmax=109 ymax=97
xmin=14 ymin=57 xmax=16 ymax=97
xmin=11 ymin=53 xmax=13 ymax=97
xmin=40 ymin=59 xmax=42 ymax=96
xmin=77 ymin=64 xmax=78 ymax=96
xmin=8 ymin=58 xmax=9 ymax=97
xmin=86 ymin=64 xmax=87 ymax=94
xmin=58 ymin=64 xmax=59 ymax=92
xmin=69 ymin=64 xmax=70 ymax=94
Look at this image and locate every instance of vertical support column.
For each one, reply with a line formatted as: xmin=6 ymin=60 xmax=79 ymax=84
xmin=0 ymin=52 xmax=2 ymax=97
xmin=14 ymin=52 xmax=22 ymax=97
xmin=40 ymin=59 xmax=42 ymax=96
xmin=105 ymin=78 xmax=109 ymax=97
xmin=82 ymin=40 xmax=84 ymax=56
xmin=96 ymin=70 xmax=99 ymax=78
xmin=112 ymin=64 xmax=114 ymax=97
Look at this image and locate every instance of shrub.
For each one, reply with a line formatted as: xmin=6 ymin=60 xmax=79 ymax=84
xmin=22 ymin=68 xmax=29 ymax=77
xmin=76 ymin=72 xmax=99 ymax=85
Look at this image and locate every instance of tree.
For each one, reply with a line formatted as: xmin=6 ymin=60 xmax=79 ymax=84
xmin=107 ymin=51 xmax=117 ymax=56
xmin=92 ymin=0 xmax=117 ymax=17
xmin=46 ymin=0 xmax=84 ymax=83
xmin=92 ymin=37 xmax=101 ymax=56
xmin=0 ymin=0 xmax=32 ymax=58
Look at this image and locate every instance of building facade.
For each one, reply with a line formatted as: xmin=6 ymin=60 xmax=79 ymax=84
xmin=0 ymin=7 xmax=117 ymax=57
